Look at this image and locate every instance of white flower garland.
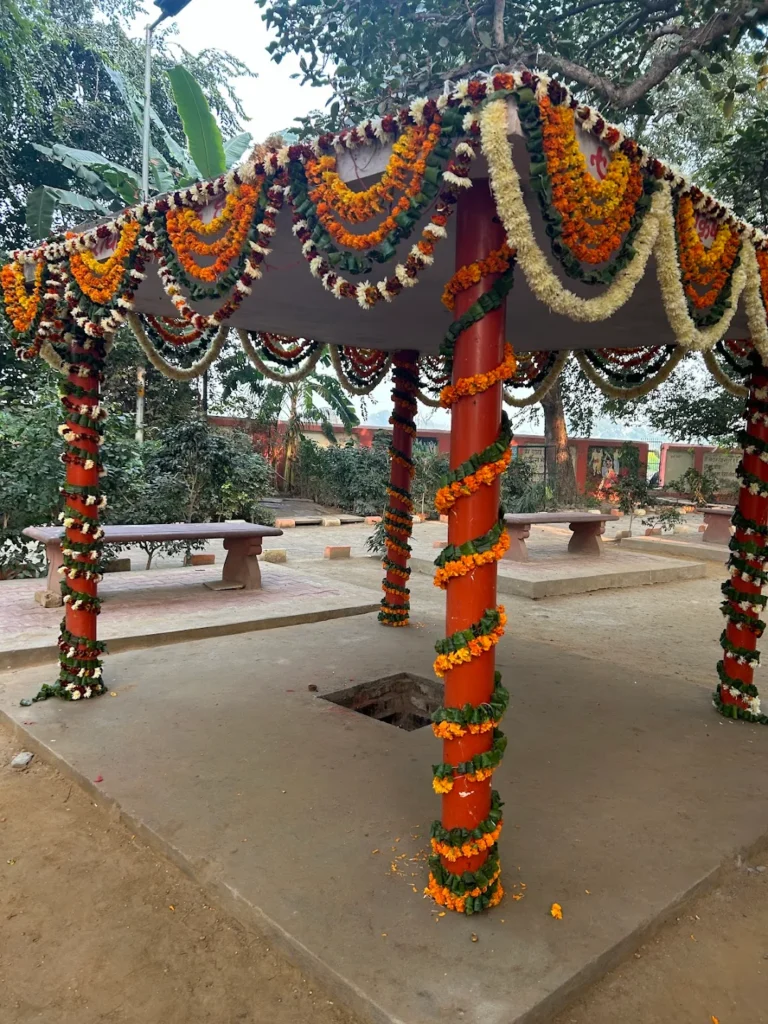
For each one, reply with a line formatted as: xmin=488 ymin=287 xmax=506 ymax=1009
xmin=503 ymin=349 xmax=570 ymax=407
xmin=127 ymin=313 xmax=229 ymax=381
xmin=574 ymin=345 xmax=684 ymax=400
xmin=702 ymin=348 xmax=749 ymax=399
xmin=481 ymin=97 xmax=660 ymax=323
xmin=237 ymin=328 xmax=325 ymax=382
xmin=328 ymin=344 xmax=392 ymax=395
xmin=743 ymin=240 xmax=768 ymax=360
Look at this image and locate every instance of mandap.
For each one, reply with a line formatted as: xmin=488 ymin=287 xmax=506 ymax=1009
xmin=4 ymin=67 xmax=768 ymax=917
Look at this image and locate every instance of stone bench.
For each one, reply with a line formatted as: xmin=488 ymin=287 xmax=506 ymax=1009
xmin=698 ymin=506 xmax=734 ymax=545
xmin=503 ymin=512 xmax=620 ymax=562
xmin=23 ymin=522 xmax=283 ymax=606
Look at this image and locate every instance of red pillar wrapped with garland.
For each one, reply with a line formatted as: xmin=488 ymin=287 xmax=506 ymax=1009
xmin=426 ymin=183 xmax=516 ymax=914
xmin=715 ymin=356 xmax=768 ymax=724
xmin=25 ymin=327 xmax=108 ymax=704
xmin=379 ymin=351 xmax=418 ymax=627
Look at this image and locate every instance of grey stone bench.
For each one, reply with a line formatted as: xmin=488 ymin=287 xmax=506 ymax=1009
xmin=23 ymin=522 xmax=283 ymax=606
xmin=503 ymin=512 xmax=620 ymax=562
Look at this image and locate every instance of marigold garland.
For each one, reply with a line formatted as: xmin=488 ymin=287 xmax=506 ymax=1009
xmin=1 ymin=259 xmax=44 ymax=334
xmin=69 ymin=220 xmax=142 ymax=304
xmin=165 ymin=182 xmax=260 ymax=283
xmin=440 ymin=343 xmax=517 ymax=407
xmin=433 ymin=606 xmax=507 ymax=677
xmin=441 ymin=243 xmax=515 ymax=311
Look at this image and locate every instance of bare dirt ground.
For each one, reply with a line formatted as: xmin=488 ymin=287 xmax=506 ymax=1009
xmin=0 ymin=728 xmax=356 ymax=1024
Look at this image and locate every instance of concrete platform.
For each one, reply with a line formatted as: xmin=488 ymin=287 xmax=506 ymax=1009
xmin=620 ymin=535 xmax=729 ymax=564
xmin=413 ymin=548 xmax=707 ymax=599
xmin=0 ymin=563 xmax=379 ymax=671
xmin=1 ymin=615 xmax=767 ymax=1024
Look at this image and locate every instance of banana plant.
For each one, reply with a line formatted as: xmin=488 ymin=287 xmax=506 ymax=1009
xmin=26 ymin=65 xmax=252 ymax=239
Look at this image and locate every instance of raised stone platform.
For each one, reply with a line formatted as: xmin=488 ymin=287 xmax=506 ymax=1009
xmin=620 ymin=535 xmax=729 ymax=564
xmin=0 ymin=563 xmax=379 ymax=671
xmin=1 ymin=615 xmax=767 ymax=1024
xmin=413 ymin=547 xmax=706 ymax=599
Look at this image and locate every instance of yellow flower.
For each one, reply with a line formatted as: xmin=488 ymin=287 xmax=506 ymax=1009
xmin=550 ymin=903 xmax=563 ymax=920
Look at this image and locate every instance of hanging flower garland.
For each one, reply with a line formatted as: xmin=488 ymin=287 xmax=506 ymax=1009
xmin=674 ymin=193 xmax=742 ymax=326
xmin=481 ymin=96 xmax=662 ymax=323
xmin=139 ymin=315 xmax=222 ymax=368
xmin=165 ymin=181 xmax=261 ymax=285
xmin=69 ymin=220 xmax=143 ymax=304
xmin=379 ymin=353 xmax=418 ymax=627
xmin=237 ymin=328 xmax=325 ymax=382
xmin=574 ymin=345 xmax=685 ymax=400
xmin=330 ymin=345 xmax=392 ymax=395
xmin=715 ymin=372 xmax=768 ymax=724
xmin=532 ymin=93 xmax=651 ymax=275
xmin=503 ymin=349 xmax=570 ymax=408
xmin=415 ymin=353 xmax=450 ymax=407
xmin=703 ymin=339 xmax=752 ymax=399
xmin=127 ymin=313 xmax=229 ymax=382
xmin=1 ymin=259 xmax=45 ymax=336
xmin=305 ymin=119 xmax=443 ymax=250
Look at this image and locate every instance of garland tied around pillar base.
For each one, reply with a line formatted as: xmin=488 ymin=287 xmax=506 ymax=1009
xmin=426 ymin=248 xmax=515 ymax=916
xmin=379 ymin=355 xmax=417 ymax=627
xmin=21 ymin=335 xmax=108 ymax=706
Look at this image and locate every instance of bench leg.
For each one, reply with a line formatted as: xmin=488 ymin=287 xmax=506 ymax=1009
xmin=702 ymin=516 xmax=732 ymax=545
xmin=568 ymin=521 xmax=605 ymax=556
xmin=34 ymin=541 xmax=64 ymax=607
xmin=502 ymin=524 xmax=530 ymax=562
xmin=221 ymin=537 xmax=263 ymax=590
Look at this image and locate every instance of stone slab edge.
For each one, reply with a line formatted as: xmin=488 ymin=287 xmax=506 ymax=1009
xmin=0 ymin=602 xmax=380 ymax=673
xmin=620 ymin=536 xmax=728 ymax=563
xmin=1 ymin=706 xmax=767 ymax=1024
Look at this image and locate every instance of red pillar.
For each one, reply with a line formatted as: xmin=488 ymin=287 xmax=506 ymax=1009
xmin=716 ymin=359 xmax=768 ymax=723
xmin=55 ymin=330 xmax=107 ymax=701
xmin=422 ymin=178 xmax=511 ymax=918
xmin=379 ymin=352 xmax=418 ymax=627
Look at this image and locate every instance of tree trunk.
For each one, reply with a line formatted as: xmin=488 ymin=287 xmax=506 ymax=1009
xmin=541 ymin=379 xmax=577 ymax=505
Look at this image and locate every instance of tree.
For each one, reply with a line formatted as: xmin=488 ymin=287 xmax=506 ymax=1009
xmin=0 ymin=0 xmax=252 ymax=253
xmin=218 ymin=349 xmax=360 ymax=489
xmin=258 ymin=0 xmax=768 ymax=122
xmin=27 ymin=64 xmax=253 ymax=237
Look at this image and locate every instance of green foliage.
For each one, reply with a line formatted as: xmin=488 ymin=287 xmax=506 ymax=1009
xmin=0 ymin=0 xmax=253 ymax=250
xmin=412 ymin=442 xmax=449 ymax=518
xmin=149 ymin=417 xmax=272 ymax=523
xmin=167 ymin=64 xmax=227 ymax=180
xmin=670 ymin=467 xmax=720 ymax=505
xmin=365 ymin=518 xmax=386 ymax=557
xmin=642 ymin=505 xmax=684 ymax=533
xmin=294 ymin=433 xmax=389 ymax=515
xmin=257 ymin=0 xmax=768 ymax=128
xmin=613 ymin=442 xmax=648 ymax=530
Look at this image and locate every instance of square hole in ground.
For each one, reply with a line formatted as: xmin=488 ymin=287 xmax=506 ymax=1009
xmin=321 ymin=673 xmax=443 ymax=732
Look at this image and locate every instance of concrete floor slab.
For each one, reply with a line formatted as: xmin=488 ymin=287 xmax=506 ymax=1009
xmin=1 ymin=614 xmax=767 ymax=1024
xmin=413 ymin=548 xmax=707 ymax=599
xmin=0 ymin=563 xmax=379 ymax=670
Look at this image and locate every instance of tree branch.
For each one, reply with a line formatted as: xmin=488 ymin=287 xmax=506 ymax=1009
xmin=493 ymin=0 xmax=505 ymax=47
xmin=535 ymin=1 xmax=768 ymax=108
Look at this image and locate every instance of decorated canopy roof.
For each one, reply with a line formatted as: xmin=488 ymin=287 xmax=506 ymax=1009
xmin=3 ymin=68 xmax=768 ymax=399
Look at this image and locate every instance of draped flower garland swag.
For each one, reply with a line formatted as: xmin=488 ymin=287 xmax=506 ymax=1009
xmin=4 ymin=68 xmax=768 ymax=374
